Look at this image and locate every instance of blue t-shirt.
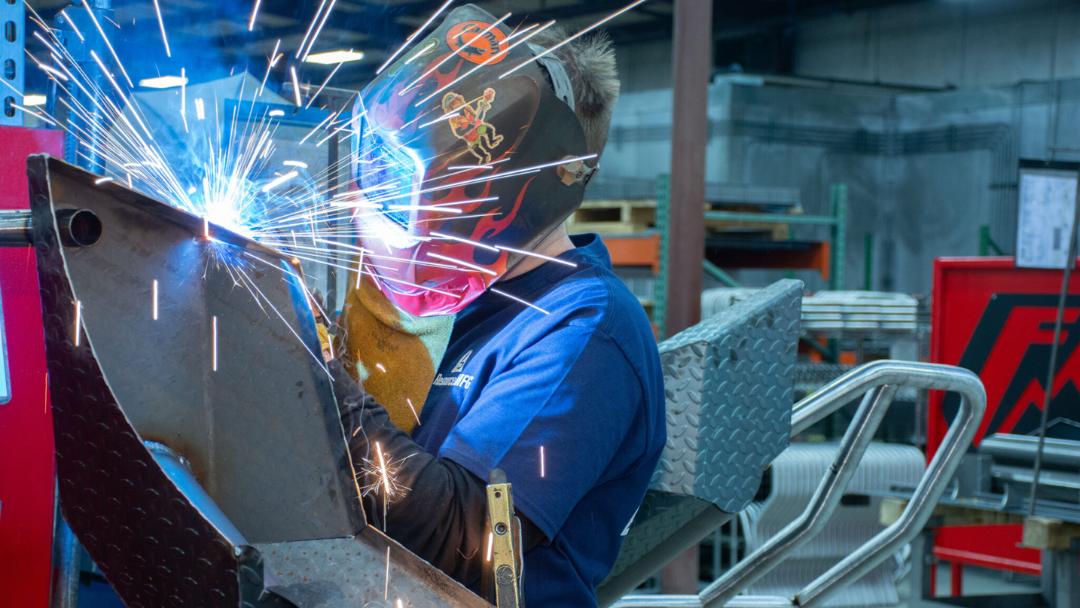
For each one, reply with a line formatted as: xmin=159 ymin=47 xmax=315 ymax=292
xmin=413 ymin=233 xmax=666 ymax=606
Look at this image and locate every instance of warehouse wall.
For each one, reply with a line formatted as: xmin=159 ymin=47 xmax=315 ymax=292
xmin=600 ymin=75 xmax=1080 ymax=294
xmin=601 ymin=0 xmax=1080 ymax=295
xmin=794 ymin=0 xmax=1080 ymax=89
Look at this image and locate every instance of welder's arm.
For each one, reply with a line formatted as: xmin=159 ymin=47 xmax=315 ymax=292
xmin=329 ymin=361 xmax=543 ymax=588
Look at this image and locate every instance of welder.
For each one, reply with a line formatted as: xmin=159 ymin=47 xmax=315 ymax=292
xmin=330 ymin=6 xmax=665 ymax=606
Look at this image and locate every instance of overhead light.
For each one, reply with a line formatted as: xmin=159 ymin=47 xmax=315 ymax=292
xmin=23 ymin=94 xmax=47 ymax=107
xmin=139 ymin=75 xmax=189 ymax=89
xmin=304 ymin=49 xmax=365 ymax=65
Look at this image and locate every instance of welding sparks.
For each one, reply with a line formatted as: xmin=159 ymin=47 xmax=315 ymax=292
xmin=211 ymin=315 xmax=219 ymax=372
xmin=401 ymin=13 xmax=511 ymax=96
xmin=355 ymin=248 xmax=366 ymax=288
xmin=384 ymin=546 xmax=391 ymax=599
xmin=247 ymin=0 xmax=262 ymax=31
xmin=540 ymin=445 xmax=546 ymax=478
xmin=261 ymin=170 xmax=299 ymax=193
xmin=485 ymin=532 xmax=494 ymax=562
xmin=406 ymin=397 xmax=421 ymax=426
xmin=375 ymin=441 xmax=393 ymax=497
xmin=20 ymin=0 xmax=653 ymax=398
xmin=151 ymin=0 xmax=172 ymax=57
xmin=501 ymin=0 xmax=649 ymax=79
xmin=80 ymin=0 xmax=134 ymax=88
xmin=289 ymin=65 xmax=302 ymax=106
xmin=374 ymin=362 xmax=387 ymax=373
xmin=497 ymin=244 xmax=578 ymax=267
xmin=298 ymin=0 xmax=340 ymax=61
xmin=73 ymin=300 xmax=82 ymax=346
xmin=490 ymin=287 xmax=550 ymax=315
xmin=427 ymin=252 xmax=499 ymax=276
xmin=376 ymin=0 xmax=454 ymax=74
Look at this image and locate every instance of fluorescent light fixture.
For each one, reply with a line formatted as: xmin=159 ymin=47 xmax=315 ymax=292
xmin=304 ymin=49 xmax=365 ymax=65
xmin=139 ymin=75 xmax=189 ymax=89
xmin=23 ymin=94 xmax=47 ymax=107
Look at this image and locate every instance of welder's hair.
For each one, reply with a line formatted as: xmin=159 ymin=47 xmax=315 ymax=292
xmin=531 ymin=27 xmax=620 ymax=159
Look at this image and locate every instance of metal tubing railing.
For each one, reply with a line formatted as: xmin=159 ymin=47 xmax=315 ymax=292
xmin=613 ymin=360 xmax=986 ymax=608
xmin=698 ymin=385 xmax=897 ymax=607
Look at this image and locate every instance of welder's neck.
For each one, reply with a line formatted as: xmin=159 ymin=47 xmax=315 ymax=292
xmin=501 ymin=225 xmax=574 ymax=280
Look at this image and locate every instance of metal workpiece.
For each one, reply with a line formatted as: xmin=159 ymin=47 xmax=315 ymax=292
xmin=739 ymin=443 xmax=924 ymax=607
xmin=0 ymin=209 xmax=32 ymax=245
xmin=27 ymin=155 xmax=486 ymax=607
xmin=598 ymin=279 xmax=803 ymax=605
xmin=790 ymin=363 xmax=985 ymax=608
xmin=699 ymin=385 xmax=900 ymax=608
xmin=256 ymin=532 xmax=490 ymax=608
xmin=790 ymin=360 xmax=984 ymax=436
xmin=980 ymin=433 xmax=1080 ymax=469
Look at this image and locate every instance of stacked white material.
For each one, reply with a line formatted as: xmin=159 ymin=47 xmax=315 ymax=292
xmin=802 ymin=291 xmax=918 ymax=333
xmin=702 ymin=289 xmax=918 ymax=334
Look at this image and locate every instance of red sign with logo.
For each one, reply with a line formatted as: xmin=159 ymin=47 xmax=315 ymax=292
xmin=928 ymin=257 xmax=1080 ymax=576
xmin=0 ymin=127 xmax=64 ymax=607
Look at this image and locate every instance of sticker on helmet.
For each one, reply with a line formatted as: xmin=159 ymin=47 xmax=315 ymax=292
xmin=443 ymin=88 xmax=504 ymax=164
xmin=446 ymin=21 xmax=509 ymax=65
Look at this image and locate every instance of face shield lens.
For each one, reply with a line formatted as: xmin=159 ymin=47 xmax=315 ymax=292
xmin=353 ymin=110 xmax=425 ymax=248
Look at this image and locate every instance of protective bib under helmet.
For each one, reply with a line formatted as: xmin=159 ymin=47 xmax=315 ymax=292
xmin=350 ymin=4 xmax=592 ymax=316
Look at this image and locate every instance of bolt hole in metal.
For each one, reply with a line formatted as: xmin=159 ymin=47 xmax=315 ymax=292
xmin=57 ymin=209 xmax=103 ymax=247
xmin=494 ymin=522 xmax=508 ymax=535
xmin=3 ymin=59 xmax=13 ymax=80
xmin=3 ymin=21 xmax=14 ymax=43
xmin=2 ymin=96 xmax=13 ymax=118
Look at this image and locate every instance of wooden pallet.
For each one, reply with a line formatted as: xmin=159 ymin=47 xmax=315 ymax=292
xmin=568 ymin=199 xmax=794 ymax=240
xmin=566 ymin=199 xmax=656 ymax=233
xmin=706 ymin=203 xmax=792 ymax=240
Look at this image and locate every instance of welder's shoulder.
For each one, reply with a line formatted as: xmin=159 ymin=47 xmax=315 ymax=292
xmin=553 ymin=264 xmax=660 ymax=379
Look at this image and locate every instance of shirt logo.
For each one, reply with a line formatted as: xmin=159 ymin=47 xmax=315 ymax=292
xmin=434 ymin=350 xmax=475 ymax=390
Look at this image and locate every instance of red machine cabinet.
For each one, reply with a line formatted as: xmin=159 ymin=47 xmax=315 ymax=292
xmin=0 ymin=127 xmax=64 ymax=607
xmin=928 ymin=257 xmax=1080 ymax=580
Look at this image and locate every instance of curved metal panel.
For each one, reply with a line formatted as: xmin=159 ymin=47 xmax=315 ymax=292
xmin=29 ymin=155 xmax=362 ymax=543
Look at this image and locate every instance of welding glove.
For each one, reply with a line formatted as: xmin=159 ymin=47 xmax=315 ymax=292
xmin=329 ymin=360 xmax=543 ymax=592
xmin=334 ymin=271 xmax=453 ymax=433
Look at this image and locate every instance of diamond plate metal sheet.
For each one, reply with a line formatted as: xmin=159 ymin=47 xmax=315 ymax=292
xmin=652 ymin=279 xmax=802 ymax=512
xmin=598 ymin=280 xmax=802 ymax=605
xmin=29 ymin=156 xmax=247 ymax=606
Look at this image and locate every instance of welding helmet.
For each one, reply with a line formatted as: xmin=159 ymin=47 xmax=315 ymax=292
xmin=349 ymin=4 xmax=594 ymax=317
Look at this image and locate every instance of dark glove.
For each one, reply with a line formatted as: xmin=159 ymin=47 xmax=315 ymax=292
xmin=329 ymin=361 xmax=544 ymax=589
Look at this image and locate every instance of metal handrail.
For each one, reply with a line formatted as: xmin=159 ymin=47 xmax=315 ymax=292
xmin=614 ymin=360 xmax=986 ymax=608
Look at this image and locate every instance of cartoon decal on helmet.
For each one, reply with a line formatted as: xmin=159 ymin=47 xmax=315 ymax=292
xmin=443 ymin=88 xmax=504 ymax=164
xmin=349 ymin=4 xmax=593 ymax=317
